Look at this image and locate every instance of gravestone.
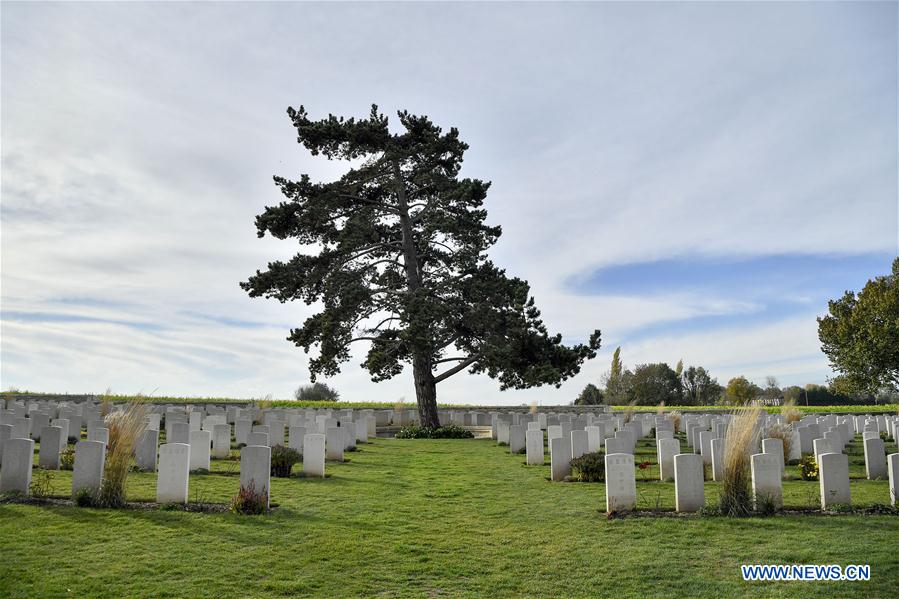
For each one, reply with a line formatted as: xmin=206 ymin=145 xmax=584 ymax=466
xmin=0 ymin=424 xmax=12 ymax=463
xmin=751 ymin=453 xmax=782 ymax=509
xmin=157 ymin=443 xmax=190 ymax=504
xmin=788 ymin=428 xmax=801 ymax=462
xmin=325 ymin=427 xmax=344 ymax=461
xmin=240 ymin=445 xmax=271 ymax=508
xmin=246 ymin=432 xmax=269 ymax=447
xmin=888 ymin=453 xmax=898 ymax=507
xmin=605 ymin=453 xmax=636 ymax=513
xmin=813 ymin=438 xmax=832 ymax=461
xmin=674 ymin=453 xmax=704 ymax=512
xmin=38 ymin=426 xmax=64 ymax=470
xmin=656 ymin=430 xmax=674 ymax=440
xmin=87 ymin=427 xmax=109 ymax=445
xmin=605 ymin=437 xmax=630 ymax=455
xmin=818 ymin=452 xmax=850 ymax=509
xmin=235 ymin=419 xmax=251 ymax=445
xmin=525 ymin=429 xmax=544 ymax=465
xmin=710 ymin=438 xmax=725 ymax=481
xmin=30 ymin=412 xmax=49 ymax=441
xmin=169 ymin=421 xmax=190 ymax=444
xmin=288 ymin=426 xmax=306 ymax=454
xmin=188 ymin=430 xmax=211 ymax=471
xmin=303 ymin=434 xmax=326 ymax=477
xmin=0 ymin=438 xmax=34 ymax=494
xmin=863 ymin=437 xmax=887 ymax=480
xmin=657 ymin=437 xmax=680 ymax=482
xmin=570 ymin=430 xmax=588 ymax=460
xmin=136 ymin=428 xmax=159 ymax=471
xmin=509 ymin=425 xmax=526 ymax=454
xmin=496 ymin=420 xmax=511 ymax=445
xmin=699 ymin=430 xmax=714 ymax=465
xmin=72 ymin=440 xmax=105 ymax=497
xmin=550 ymin=437 xmax=571 ymax=482
xmin=547 ymin=425 xmax=562 ymax=442
xmin=50 ymin=418 xmax=70 ymax=442
xmin=212 ymin=424 xmax=231 ymax=459
xmin=585 ymin=426 xmax=602 ymax=453
xmin=355 ymin=419 xmax=369 ymax=444
xmin=761 ymin=438 xmax=785 ymax=476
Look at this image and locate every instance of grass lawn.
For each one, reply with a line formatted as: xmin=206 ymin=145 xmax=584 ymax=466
xmin=1 ymin=434 xmax=897 ymax=598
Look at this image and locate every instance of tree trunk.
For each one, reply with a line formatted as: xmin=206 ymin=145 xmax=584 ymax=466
xmin=391 ymin=159 xmax=440 ymax=428
xmin=413 ymin=353 xmax=440 ymax=427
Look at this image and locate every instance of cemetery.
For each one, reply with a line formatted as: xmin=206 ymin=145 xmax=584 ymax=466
xmin=1 ymin=394 xmax=898 ymax=596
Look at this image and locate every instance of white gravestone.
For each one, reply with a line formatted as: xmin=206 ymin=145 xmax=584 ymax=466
xmin=169 ymin=422 xmax=190 ymax=444
xmin=136 ymin=428 xmax=159 ymax=472
xmin=246 ymin=432 xmax=269 ymax=447
xmin=699 ymin=430 xmax=714 ymax=465
xmin=813 ymin=438 xmax=833 ymax=461
xmin=0 ymin=438 xmax=34 ymax=494
xmin=605 ymin=453 xmax=637 ymax=513
xmin=235 ymin=419 xmax=252 ymax=445
xmin=710 ymin=438 xmax=725 ymax=482
xmin=325 ymin=427 xmax=344 ymax=461
xmin=887 ymin=453 xmax=898 ymax=507
xmin=761 ymin=438 xmax=785 ymax=476
xmin=72 ymin=440 xmax=105 ymax=498
xmin=288 ymin=426 xmax=306 ymax=454
xmin=585 ymin=426 xmax=602 ymax=453
xmin=240 ymin=445 xmax=271 ymax=508
xmin=863 ymin=437 xmax=887 ymax=480
xmin=525 ymin=429 xmax=544 ymax=465
xmin=156 ymin=443 xmax=190 ymax=504
xmin=88 ymin=427 xmax=109 ymax=445
xmin=509 ymin=425 xmax=526 ymax=454
xmin=550 ymin=437 xmax=571 ymax=482
xmin=0 ymin=424 xmax=12 ymax=463
xmin=212 ymin=424 xmax=231 ymax=459
xmin=674 ymin=453 xmax=704 ymax=512
xmin=657 ymin=437 xmax=680 ymax=482
xmin=818 ymin=452 xmax=850 ymax=510
xmin=303 ymin=433 xmax=326 ymax=478
xmin=38 ymin=426 xmax=64 ymax=470
xmin=188 ymin=430 xmax=211 ymax=471
xmin=605 ymin=437 xmax=630 ymax=455
xmin=570 ymin=430 xmax=588 ymax=460
xmin=751 ymin=453 xmax=782 ymax=509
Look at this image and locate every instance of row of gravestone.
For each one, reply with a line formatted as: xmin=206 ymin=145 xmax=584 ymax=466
xmin=501 ymin=411 xmax=899 ymax=512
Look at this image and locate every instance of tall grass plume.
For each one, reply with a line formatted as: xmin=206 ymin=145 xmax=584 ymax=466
xmin=720 ymin=405 xmax=762 ymax=517
xmin=98 ymin=399 xmax=147 ymax=507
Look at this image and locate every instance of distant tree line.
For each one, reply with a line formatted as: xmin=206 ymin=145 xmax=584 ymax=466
xmin=573 ymin=347 xmax=896 ymax=406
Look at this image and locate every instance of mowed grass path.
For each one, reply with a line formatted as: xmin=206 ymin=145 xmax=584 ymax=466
xmin=1 ymin=436 xmax=897 ymax=598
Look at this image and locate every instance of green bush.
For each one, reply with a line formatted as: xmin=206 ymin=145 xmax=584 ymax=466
xmin=294 ymin=383 xmax=340 ymax=402
xmin=60 ymin=447 xmax=76 ymax=471
xmin=570 ymin=452 xmax=605 ymax=482
xmin=270 ymin=445 xmax=300 ymax=478
xmin=230 ymin=482 xmax=268 ymax=515
xmin=797 ymin=454 xmax=818 ymax=481
xmin=74 ymin=488 xmax=97 ymax=507
xmin=395 ymin=425 xmax=474 ymax=439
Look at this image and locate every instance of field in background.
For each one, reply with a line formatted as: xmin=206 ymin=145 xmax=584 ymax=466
xmin=2 ymin=391 xmax=897 ymax=414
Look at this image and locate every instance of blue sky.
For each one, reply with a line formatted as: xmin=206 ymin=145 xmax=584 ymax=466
xmin=1 ymin=2 xmax=897 ymax=404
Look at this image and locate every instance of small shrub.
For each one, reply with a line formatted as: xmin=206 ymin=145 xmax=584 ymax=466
xmin=230 ymin=482 xmax=268 ymax=515
xmin=29 ymin=469 xmax=53 ymax=498
xmin=74 ymin=488 xmax=97 ymax=508
xmin=295 ymin=382 xmax=340 ymax=402
xmin=699 ymin=503 xmax=722 ymax=517
xmin=394 ymin=425 xmax=474 ymax=439
xmin=270 ymin=445 xmax=300 ymax=478
xmin=797 ymin=454 xmax=818 ymax=481
xmin=60 ymin=447 xmax=76 ymax=471
xmin=755 ymin=493 xmax=778 ymax=517
xmin=570 ymin=452 xmax=605 ymax=482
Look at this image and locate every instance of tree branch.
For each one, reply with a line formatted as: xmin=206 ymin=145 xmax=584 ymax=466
xmin=434 ymin=355 xmax=480 ymax=384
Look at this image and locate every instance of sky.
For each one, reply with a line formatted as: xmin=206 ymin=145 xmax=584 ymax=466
xmin=1 ymin=2 xmax=897 ymax=405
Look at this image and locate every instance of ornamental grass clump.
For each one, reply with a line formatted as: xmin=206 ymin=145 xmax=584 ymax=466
xmin=719 ymin=405 xmax=762 ymax=517
xmin=781 ymin=399 xmax=802 ymax=424
xmin=98 ymin=400 xmax=146 ymax=508
xmin=668 ymin=410 xmax=682 ymax=433
xmin=763 ymin=422 xmax=793 ymax=465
